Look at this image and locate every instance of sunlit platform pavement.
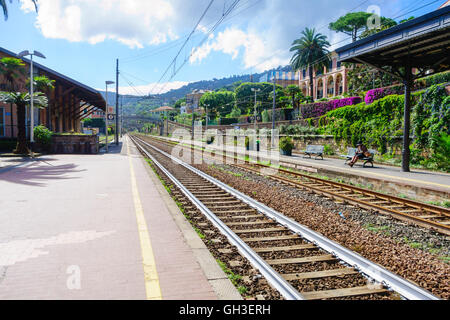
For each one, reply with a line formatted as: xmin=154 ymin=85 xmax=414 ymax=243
xmin=0 ymin=137 xmax=238 ymax=300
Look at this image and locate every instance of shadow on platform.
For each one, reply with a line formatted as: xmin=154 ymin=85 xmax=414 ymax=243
xmin=0 ymin=161 xmax=85 ymax=187
xmin=99 ymin=141 xmax=125 ymax=155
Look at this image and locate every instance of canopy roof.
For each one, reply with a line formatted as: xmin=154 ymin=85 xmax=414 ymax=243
xmin=336 ymin=6 xmax=450 ymax=80
xmin=0 ymin=47 xmax=106 ymax=110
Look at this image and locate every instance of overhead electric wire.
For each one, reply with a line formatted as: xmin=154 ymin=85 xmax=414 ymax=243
xmin=154 ymin=0 xmax=241 ymax=95
xmin=120 ymin=0 xmax=257 ymax=64
xmin=147 ymin=0 xmax=216 ymax=94
xmin=121 ymin=0 xmax=440 ymax=111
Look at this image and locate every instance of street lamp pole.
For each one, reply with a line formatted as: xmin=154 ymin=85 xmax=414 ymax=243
xmin=18 ymin=50 xmax=46 ymax=155
xmin=105 ymin=80 xmax=115 ymax=153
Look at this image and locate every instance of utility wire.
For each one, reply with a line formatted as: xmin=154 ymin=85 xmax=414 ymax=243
xmin=155 ymin=0 xmax=241 ymax=95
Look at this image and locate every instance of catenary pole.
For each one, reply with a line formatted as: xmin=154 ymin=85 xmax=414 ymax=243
xmin=115 ymin=59 xmax=119 ymax=145
xmin=272 ymin=72 xmax=276 ymax=147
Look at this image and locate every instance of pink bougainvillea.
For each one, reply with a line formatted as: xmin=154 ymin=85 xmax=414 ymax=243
xmin=300 ymin=97 xmax=361 ymax=119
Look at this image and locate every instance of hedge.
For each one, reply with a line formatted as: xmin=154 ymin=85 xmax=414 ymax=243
xmin=319 ymin=84 xmax=449 ymax=171
xmin=219 ymin=118 xmax=239 ymax=125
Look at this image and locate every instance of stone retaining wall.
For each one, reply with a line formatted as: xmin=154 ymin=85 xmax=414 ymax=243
xmin=51 ymin=135 xmax=99 ymax=154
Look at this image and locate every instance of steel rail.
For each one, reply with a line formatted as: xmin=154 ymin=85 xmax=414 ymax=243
xmin=237 ymin=164 xmax=450 ymax=236
xmin=252 ymin=163 xmax=450 ymax=217
xmin=142 ymin=135 xmax=450 ymax=235
xmin=130 ymin=135 xmax=305 ymax=300
xmin=132 ymin=135 xmax=440 ymax=301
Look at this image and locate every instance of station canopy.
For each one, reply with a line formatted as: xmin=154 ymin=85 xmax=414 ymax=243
xmin=335 ymin=5 xmax=450 ymax=172
xmin=0 ymin=47 xmax=106 ymax=111
xmin=336 ymin=5 xmax=450 ymax=81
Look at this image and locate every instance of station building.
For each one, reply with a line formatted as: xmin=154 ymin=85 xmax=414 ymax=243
xmin=297 ymin=52 xmax=348 ymax=100
xmin=0 ymin=47 xmax=105 ymax=138
xmin=185 ymin=89 xmax=210 ymax=114
xmin=258 ymin=70 xmax=300 ymax=88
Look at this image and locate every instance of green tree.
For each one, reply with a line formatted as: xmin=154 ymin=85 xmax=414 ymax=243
xmin=30 ymin=75 xmax=55 ymax=93
xmin=173 ymin=97 xmax=186 ymax=109
xmin=290 ymin=28 xmax=330 ymax=100
xmin=0 ymin=91 xmax=47 ymax=154
xmin=83 ymin=118 xmax=105 ymax=129
xmin=1 ymin=0 xmax=37 ymax=20
xmin=0 ymin=57 xmax=26 ymax=137
xmin=329 ymin=12 xmax=374 ymax=42
xmin=199 ymin=90 xmax=235 ymax=118
xmin=345 ymin=63 xmax=398 ymax=95
xmin=0 ymin=57 xmax=25 ymax=90
xmin=285 ymin=85 xmax=303 ymax=111
xmin=359 ymin=16 xmax=397 ymax=39
xmin=234 ymin=82 xmax=283 ymax=114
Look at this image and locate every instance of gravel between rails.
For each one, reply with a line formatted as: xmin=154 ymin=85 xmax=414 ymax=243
xmin=136 ymin=135 xmax=449 ymax=299
xmin=140 ymin=147 xmax=283 ymax=300
xmin=195 ymin=163 xmax=450 ymax=299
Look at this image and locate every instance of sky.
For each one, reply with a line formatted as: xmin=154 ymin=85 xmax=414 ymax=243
xmin=0 ymin=0 xmax=444 ymax=96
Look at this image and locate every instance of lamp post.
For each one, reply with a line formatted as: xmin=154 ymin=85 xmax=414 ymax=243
xmin=105 ymin=80 xmax=115 ymax=153
xmin=272 ymin=73 xmax=276 ymax=148
xmin=18 ymin=50 xmax=46 ymax=155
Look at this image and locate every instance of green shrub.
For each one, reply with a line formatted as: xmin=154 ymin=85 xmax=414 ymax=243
xmin=279 ymin=137 xmax=294 ymax=152
xmin=33 ymin=125 xmax=53 ymax=146
xmin=220 ymin=118 xmax=239 ymax=125
xmin=0 ymin=138 xmax=17 ymax=152
xmin=323 ymin=144 xmax=335 ymax=155
xmin=320 ymin=84 xmax=449 ymax=171
xmin=279 ymin=124 xmax=319 ymax=135
xmin=261 ymin=109 xmax=270 ymax=123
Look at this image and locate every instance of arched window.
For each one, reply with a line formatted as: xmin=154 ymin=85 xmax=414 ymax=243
xmin=336 ymin=74 xmax=343 ymax=96
xmin=317 ymin=79 xmax=324 ymax=99
xmin=327 ymin=76 xmax=334 ymax=97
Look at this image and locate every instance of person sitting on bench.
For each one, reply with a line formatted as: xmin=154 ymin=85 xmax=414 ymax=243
xmin=348 ymin=142 xmax=370 ymax=167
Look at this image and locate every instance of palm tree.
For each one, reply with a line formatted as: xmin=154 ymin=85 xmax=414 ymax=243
xmin=0 ymin=91 xmax=47 ymax=154
xmin=1 ymin=0 xmax=38 ymax=20
xmin=31 ymin=75 xmax=55 ymax=92
xmin=290 ymin=28 xmax=330 ymax=100
xmin=0 ymin=57 xmax=25 ymax=136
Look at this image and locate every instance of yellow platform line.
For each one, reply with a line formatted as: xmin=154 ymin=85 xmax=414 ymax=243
xmin=127 ymin=138 xmax=162 ymax=300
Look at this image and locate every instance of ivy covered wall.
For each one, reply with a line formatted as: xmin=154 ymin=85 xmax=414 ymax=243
xmin=317 ymin=84 xmax=449 ymax=171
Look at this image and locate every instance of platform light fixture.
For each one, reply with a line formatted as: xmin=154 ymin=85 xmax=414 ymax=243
xmin=17 ymin=50 xmax=46 ymax=154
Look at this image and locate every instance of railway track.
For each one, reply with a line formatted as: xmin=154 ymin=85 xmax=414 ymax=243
xmin=130 ymin=134 xmax=439 ymax=300
xmin=140 ymin=134 xmax=450 ymax=236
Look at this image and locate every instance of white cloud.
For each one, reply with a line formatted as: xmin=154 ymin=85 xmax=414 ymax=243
xmin=21 ymin=0 xmax=406 ymax=74
xmin=190 ymin=27 xmax=290 ymax=72
xmin=21 ymin=0 xmax=177 ymax=48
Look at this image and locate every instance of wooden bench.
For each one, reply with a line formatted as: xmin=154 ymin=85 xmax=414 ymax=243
xmin=341 ymin=147 xmax=377 ymax=167
xmin=303 ymin=145 xmax=324 ymax=160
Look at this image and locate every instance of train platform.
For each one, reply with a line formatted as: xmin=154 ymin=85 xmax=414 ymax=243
xmin=0 ymin=137 xmax=241 ymax=300
xmin=156 ymin=135 xmax=450 ymax=203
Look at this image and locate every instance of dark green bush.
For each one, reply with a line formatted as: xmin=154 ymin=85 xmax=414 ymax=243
xmin=279 ymin=137 xmax=294 ymax=152
xmin=319 ymin=84 xmax=449 ymax=171
xmin=34 ymin=125 xmax=53 ymax=146
xmin=0 ymin=138 xmax=17 ymax=152
xmin=219 ymin=118 xmax=239 ymax=125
